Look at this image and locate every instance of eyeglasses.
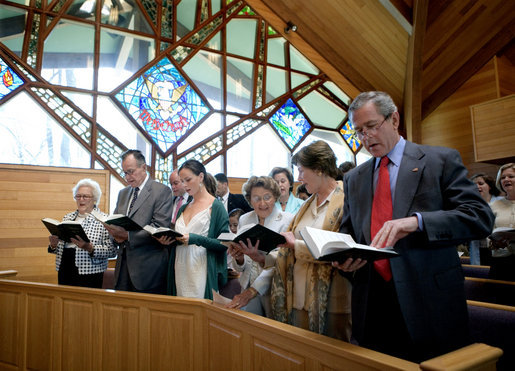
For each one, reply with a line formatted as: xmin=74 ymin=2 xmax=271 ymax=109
xmin=251 ymin=194 xmax=274 ymax=203
xmin=122 ymin=169 xmax=137 ymax=177
xmin=74 ymin=194 xmax=93 ymax=200
xmin=354 ymin=115 xmax=390 ymax=139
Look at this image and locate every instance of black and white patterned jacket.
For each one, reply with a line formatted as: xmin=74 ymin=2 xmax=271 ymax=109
xmin=48 ymin=208 xmax=117 ymax=274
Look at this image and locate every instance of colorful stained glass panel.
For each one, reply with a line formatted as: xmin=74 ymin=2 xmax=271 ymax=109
xmin=0 ymin=57 xmax=24 ymax=99
xmin=268 ymin=98 xmax=311 ymax=149
xmin=340 ymin=120 xmax=361 ymax=153
xmin=115 ymin=57 xmax=210 ymax=152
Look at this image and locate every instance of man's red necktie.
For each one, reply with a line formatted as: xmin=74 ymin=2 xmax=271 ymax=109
xmin=371 ymin=156 xmax=393 ymax=281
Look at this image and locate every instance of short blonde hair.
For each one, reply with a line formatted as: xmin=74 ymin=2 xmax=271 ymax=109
xmin=242 ymin=176 xmax=281 ymax=204
xmin=495 ymin=163 xmax=515 ymax=193
xmin=73 ymin=178 xmax=102 ymax=204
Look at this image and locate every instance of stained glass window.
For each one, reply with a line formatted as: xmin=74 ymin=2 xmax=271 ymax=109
xmin=340 ymin=120 xmax=361 ymax=153
xmin=115 ymin=57 xmax=210 ymax=153
xmin=269 ymin=98 xmax=311 ymax=149
xmin=0 ymin=0 xmax=365 ymax=192
xmin=0 ymin=57 xmax=24 ymax=99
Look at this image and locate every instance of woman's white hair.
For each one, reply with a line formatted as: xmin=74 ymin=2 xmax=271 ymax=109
xmin=72 ymin=178 xmax=102 ymax=204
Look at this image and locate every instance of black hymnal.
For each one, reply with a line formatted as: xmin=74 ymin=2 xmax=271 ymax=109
xmin=143 ymin=225 xmax=183 ymax=238
xmin=42 ymin=218 xmax=90 ymax=243
xmin=90 ymin=210 xmax=142 ymax=231
xmin=489 ymin=227 xmax=515 ymax=242
xmin=217 ymin=224 xmax=286 ymax=253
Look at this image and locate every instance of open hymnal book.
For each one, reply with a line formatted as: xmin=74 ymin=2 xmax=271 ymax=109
xmin=217 ymin=223 xmax=286 ymax=254
xmin=90 ymin=209 xmax=142 ymax=231
xmin=41 ymin=218 xmax=90 ymax=243
xmin=489 ymin=227 xmax=515 ymax=242
xmin=299 ymin=226 xmax=399 ymax=262
xmin=143 ymin=225 xmax=183 ymax=239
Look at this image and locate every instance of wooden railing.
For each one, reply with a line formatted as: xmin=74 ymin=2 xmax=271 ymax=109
xmin=0 ymin=270 xmax=17 ymax=278
xmin=0 ymin=279 xmax=502 ymax=371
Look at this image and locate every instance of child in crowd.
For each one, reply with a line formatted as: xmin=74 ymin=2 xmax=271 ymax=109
xmin=228 ymin=208 xmax=245 ymax=234
xmin=295 ymin=184 xmax=311 ymax=201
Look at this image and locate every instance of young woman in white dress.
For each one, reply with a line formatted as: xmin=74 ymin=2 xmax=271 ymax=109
xmin=159 ymin=160 xmax=229 ymax=299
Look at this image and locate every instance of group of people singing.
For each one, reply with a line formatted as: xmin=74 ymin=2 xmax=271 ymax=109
xmin=48 ymin=91 xmax=501 ymax=363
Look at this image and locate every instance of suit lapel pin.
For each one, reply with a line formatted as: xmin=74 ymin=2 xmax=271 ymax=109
xmin=412 ymin=168 xmax=418 ymax=172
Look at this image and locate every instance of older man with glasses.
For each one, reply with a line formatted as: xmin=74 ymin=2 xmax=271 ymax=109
xmin=105 ymin=149 xmax=173 ymax=294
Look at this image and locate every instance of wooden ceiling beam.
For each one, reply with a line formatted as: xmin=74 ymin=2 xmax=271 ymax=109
xmin=403 ymin=0 xmax=428 ymax=143
xmin=244 ymin=0 xmax=361 ymax=99
xmin=422 ymin=18 xmax=515 ymax=119
xmin=389 ymin=0 xmax=413 ymax=25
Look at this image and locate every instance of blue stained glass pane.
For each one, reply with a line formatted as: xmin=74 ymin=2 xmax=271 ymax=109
xmin=0 ymin=57 xmax=24 ymax=100
xmin=115 ymin=57 xmax=210 ymax=152
xmin=340 ymin=120 xmax=361 ymax=153
xmin=268 ymin=98 xmax=311 ymax=149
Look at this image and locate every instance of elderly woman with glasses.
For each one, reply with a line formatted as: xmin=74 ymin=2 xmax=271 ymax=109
xmin=225 ymin=176 xmax=294 ymax=317
xmin=48 ymin=178 xmax=116 ymax=288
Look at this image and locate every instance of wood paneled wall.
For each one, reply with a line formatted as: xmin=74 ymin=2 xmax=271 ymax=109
xmin=420 ymin=57 xmax=514 ymax=177
xmin=0 ymin=280 xmax=502 ymax=371
xmin=0 ymin=165 xmax=110 ymax=283
xmin=471 ymin=95 xmax=515 ymax=163
xmin=497 ymin=56 xmax=515 ymax=98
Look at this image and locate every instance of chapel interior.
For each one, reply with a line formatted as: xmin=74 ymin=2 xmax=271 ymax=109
xmin=0 ymin=0 xmax=514 ymax=370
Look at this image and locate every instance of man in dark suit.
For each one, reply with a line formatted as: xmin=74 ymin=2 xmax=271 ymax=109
xmin=335 ymin=91 xmax=494 ymax=362
xmin=169 ymin=169 xmax=191 ymax=228
xmin=214 ymin=173 xmax=252 ymax=213
xmin=106 ymin=149 xmax=173 ymax=294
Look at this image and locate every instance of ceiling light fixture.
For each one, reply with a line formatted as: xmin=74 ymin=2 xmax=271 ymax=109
xmin=284 ymin=21 xmax=297 ymax=34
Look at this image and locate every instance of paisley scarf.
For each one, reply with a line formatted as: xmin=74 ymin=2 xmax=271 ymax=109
xmin=271 ymin=181 xmax=346 ymax=334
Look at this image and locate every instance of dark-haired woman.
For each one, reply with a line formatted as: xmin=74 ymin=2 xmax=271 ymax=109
xmin=159 ymin=160 xmax=229 ymax=299
xmin=271 ymin=140 xmax=351 ymax=341
xmin=270 ymin=167 xmax=304 ymax=214
xmin=468 ymin=173 xmax=502 ymax=265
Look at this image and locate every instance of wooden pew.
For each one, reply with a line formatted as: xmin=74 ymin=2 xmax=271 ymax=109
xmin=467 ymin=300 xmax=515 ymax=371
xmin=0 ymin=279 xmax=502 ymax=371
xmin=462 ymin=264 xmax=490 ymax=279
xmin=465 ymin=277 xmax=515 ymax=306
xmin=460 ymin=256 xmax=471 ymax=265
xmin=0 ymin=270 xmax=17 ymax=278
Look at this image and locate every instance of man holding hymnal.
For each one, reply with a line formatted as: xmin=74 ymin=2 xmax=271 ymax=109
xmin=335 ymin=91 xmax=495 ymax=362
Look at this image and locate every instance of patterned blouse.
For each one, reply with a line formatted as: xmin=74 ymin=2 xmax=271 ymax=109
xmin=48 ymin=207 xmax=117 ymax=274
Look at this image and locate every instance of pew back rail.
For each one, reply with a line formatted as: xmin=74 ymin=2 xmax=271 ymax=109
xmin=0 ymin=279 xmax=503 ymax=371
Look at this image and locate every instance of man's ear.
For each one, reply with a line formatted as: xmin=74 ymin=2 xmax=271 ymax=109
xmin=391 ymin=111 xmax=400 ymax=131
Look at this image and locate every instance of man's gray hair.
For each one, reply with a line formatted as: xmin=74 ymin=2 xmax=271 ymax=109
xmin=348 ymin=91 xmax=397 ymax=123
xmin=73 ymin=178 xmax=102 ymax=204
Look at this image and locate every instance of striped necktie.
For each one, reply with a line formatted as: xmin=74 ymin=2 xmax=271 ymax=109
xmin=127 ymin=187 xmax=139 ymax=215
